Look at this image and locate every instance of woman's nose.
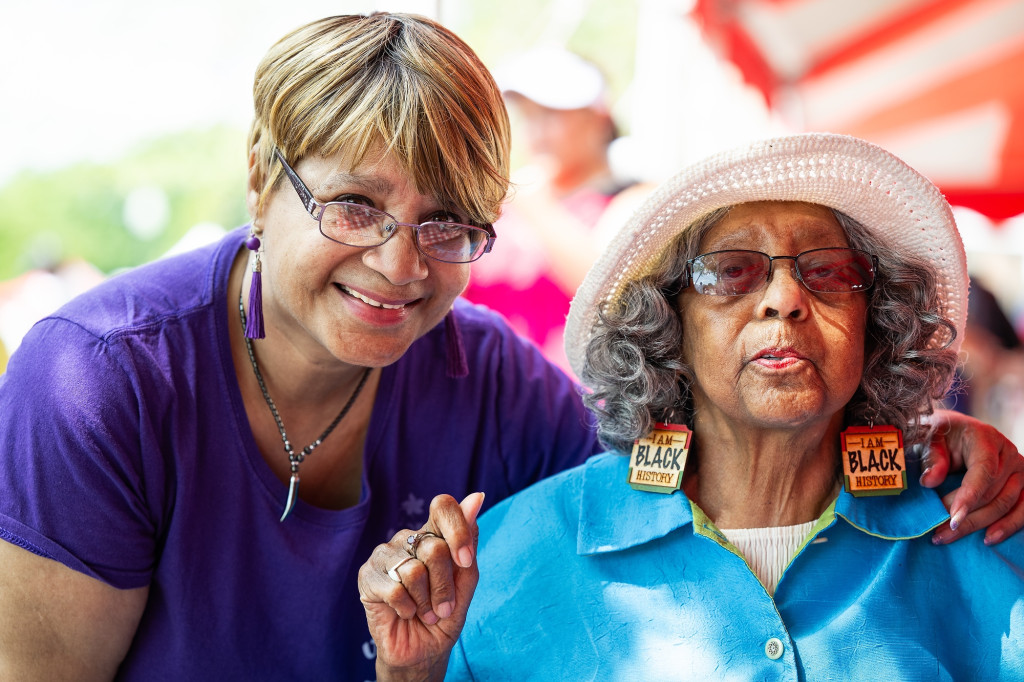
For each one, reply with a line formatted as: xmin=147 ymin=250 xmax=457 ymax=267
xmin=362 ymin=224 xmax=430 ymax=285
xmin=756 ymin=260 xmax=809 ymax=320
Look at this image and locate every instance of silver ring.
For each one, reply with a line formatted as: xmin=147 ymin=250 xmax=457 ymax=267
xmin=387 ymin=556 xmax=415 ymax=583
xmin=405 ymin=531 xmax=439 ymax=557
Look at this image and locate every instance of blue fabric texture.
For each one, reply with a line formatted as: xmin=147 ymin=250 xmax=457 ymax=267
xmin=449 ymin=452 xmax=1024 ymax=681
xmin=0 ymin=227 xmax=601 ymax=680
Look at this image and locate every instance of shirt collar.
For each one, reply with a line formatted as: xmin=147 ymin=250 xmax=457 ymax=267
xmin=577 ymin=453 xmax=950 ymax=555
xmin=578 ymin=453 xmax=694 ymax=555
xmin=833 ymin=475 xmax=949 ymax=538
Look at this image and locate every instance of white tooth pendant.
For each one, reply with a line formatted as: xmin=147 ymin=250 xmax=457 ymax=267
xmin=281 ymin=473 xmax=300 ymax=522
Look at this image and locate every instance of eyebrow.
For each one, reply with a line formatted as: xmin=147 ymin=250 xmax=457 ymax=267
xmin=316 ymin=171 xmax=395 ymax=197
xmin=707 ymin=220 xmax=842 ymax=251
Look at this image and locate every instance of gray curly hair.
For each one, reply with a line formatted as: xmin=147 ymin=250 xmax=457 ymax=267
xmin=581 ymin=206 xmax=960 ymax=454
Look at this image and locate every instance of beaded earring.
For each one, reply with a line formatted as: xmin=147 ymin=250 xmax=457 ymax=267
xmin=245 ymin=227 xmax=265 ymax=339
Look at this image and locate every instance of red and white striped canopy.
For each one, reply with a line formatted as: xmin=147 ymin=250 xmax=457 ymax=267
xmin=693 ymin=0 xmax=1024 ymax=219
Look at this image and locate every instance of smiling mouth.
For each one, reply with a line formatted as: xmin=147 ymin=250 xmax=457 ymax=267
xmin=340 ymin=285 xmax=406 ymax=310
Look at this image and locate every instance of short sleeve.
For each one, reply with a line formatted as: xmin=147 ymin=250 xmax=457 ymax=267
xmin=0 ymin=317 xmax=161 ymax=588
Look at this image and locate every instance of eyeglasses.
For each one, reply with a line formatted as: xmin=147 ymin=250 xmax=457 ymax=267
xmin=274 ymin=149 xmax=496 ymax=264
xmin=684 ymin=248 xmax=877 ymax=296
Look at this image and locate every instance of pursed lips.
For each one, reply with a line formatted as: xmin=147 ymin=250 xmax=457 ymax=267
xmin=749 ymin=347 xmax=807 ymax=368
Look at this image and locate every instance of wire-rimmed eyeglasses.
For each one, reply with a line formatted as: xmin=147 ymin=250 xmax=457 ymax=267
xmin=684 ymin=248 xmax=878 ymax=296
xmin=274 ymin=149 xmax=496 ymax=264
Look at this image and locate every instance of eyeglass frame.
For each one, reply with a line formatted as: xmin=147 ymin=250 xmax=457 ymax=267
xmin=682 ymin=247 xmax=879 ymax=296
xmin=273 ymin=148 xmax=496 ymax=264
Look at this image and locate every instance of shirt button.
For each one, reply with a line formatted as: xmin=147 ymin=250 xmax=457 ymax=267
xmin=764 ymin=637 xmax=784 ymax=660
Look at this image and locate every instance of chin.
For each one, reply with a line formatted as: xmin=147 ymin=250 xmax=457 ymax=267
xmin=753 ymin=403 xmax=847 ymax=431
xmin=337 ymin=342 xmax=410 ymax=369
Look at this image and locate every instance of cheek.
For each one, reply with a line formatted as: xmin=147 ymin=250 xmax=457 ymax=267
xmin=265 ymin=233 xmax=335 ymax=288
xmin=440 ymin=265 xmax=471 ymax=300
xmin=418 ymin=261 xmax=471 ymax=316
xmin=680 ymin=304 xmax=737 ymax=369
xmin=821 ymin=304 xmax=869 ymax=392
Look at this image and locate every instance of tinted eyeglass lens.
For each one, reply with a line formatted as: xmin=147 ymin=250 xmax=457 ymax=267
xmin=417 ymin=222 xmax=488 ymax=263
xmin=689 ymin=248 xmax=875 ymax=295
xmin=796 ymin=248 xmax=875 ymax=292
xmin=320 ymin=203 xmax=389 ymax=245
xmin=690 ymin=250 xmax=770 ymax=295
xmin=319 ymin=203 xmax=488 ymax=263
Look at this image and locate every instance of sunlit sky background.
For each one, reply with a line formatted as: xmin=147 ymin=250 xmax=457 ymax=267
xmin=0 ymin=0 xmax=779 ymax=181
xmin=1 ymin=1 xmax=447 ymax=183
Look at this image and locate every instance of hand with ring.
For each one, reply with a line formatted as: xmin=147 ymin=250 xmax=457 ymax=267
xmin=358 ymin=492 xmax=485 ymax=679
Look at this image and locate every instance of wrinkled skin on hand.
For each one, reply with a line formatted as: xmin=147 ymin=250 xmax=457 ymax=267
xmin=359 ymin=493 xmax=483 ymax=682
xmin=922 ymin=409 xmax=1024 ymax=545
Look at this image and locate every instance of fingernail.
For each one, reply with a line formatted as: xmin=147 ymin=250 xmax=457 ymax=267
xmin=918 ymin=467 xmax=932 ymax=485
xmin=458 ymin=546 xmax=474 ymax=568
xmin=985 ymin=530 xmax=1004 ymax=546
xmin=460 ymin=492 xmax=485 ymax=524
xmin=932 ymin=533 xmax=947 ymax=545
xmin=422 ymin=610 xmax=438 ymax=625
xmin=949 ymin=508 xmax=965 ymax=531
xmin=436 ymin=601 xmax=453 ymax=619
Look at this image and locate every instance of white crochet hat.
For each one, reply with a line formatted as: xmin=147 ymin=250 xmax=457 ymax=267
xmin=564 ymin=132 xmax=968 ymax=379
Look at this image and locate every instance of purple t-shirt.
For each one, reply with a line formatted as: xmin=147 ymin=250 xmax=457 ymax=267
xmin=0 ymin=227 xmax=600 ymax=680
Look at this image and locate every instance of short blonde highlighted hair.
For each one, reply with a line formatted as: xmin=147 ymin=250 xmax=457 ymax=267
xmin=248 ymin=13 xmax=511 ymax=225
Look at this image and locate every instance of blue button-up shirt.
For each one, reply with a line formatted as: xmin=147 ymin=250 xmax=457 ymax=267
xmin=448 ymin=453 xmax=1024 ymax=680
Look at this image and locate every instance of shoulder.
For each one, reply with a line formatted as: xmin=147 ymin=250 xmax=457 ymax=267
xmin=456 ymin=455 xmax=620 ymax=675
xmin=448 ymin=297 xmax=545 ymax=357
xmin=475 ymin=453 xmax=624 ymax=561
xmin=2 ymin=228 xmax=242 ymax=419
xmin=402 ymin=298 xmax=586 ymax=400
xmin=51 ymin=227 xmax=241 ymax=341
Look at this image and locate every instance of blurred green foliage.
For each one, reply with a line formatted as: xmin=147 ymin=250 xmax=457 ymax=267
xmin=0 ymin=125 xmax=249 ymax=279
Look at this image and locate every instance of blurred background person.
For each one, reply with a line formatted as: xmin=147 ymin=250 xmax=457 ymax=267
xmin=952 ymin=276 xmax=1024 ymax=445
xmin=462 ymin=46 xmax=652 ymax=376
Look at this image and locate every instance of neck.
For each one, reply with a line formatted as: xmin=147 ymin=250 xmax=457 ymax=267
xmin=683 ymin=414 xmax=843 ymax=529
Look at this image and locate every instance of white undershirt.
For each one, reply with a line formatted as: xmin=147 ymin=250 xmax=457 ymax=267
xmin=718 ymin=521 xmax=818 ymax=596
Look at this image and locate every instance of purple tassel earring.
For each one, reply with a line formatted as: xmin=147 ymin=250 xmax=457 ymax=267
xmin=245 ymin=230 xmax=265 ymax=339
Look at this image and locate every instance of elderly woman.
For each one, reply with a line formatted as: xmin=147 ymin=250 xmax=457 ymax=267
xmin=366 ymin=134 xmax=1024 ymax=679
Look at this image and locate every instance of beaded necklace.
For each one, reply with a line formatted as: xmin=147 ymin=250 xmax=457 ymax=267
xmin=239 ymin=298 xmax=371 ymax=521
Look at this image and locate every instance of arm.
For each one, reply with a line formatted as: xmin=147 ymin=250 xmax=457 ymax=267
xmin=0 ymin=540 xmax=147 ymax=680
xmin=0 ymin=319 xmax=160 ymax=677
xmin=921 ymin=409 xmax=1024 ymax=544
xmin=359 ymin=493 xmax=484 ymax=682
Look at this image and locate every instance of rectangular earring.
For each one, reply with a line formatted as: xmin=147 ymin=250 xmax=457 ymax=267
xmin=840 ymin=424 xmax=907 ymax=496
xmin=627 ymin=422 xmax=692 ymax=493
